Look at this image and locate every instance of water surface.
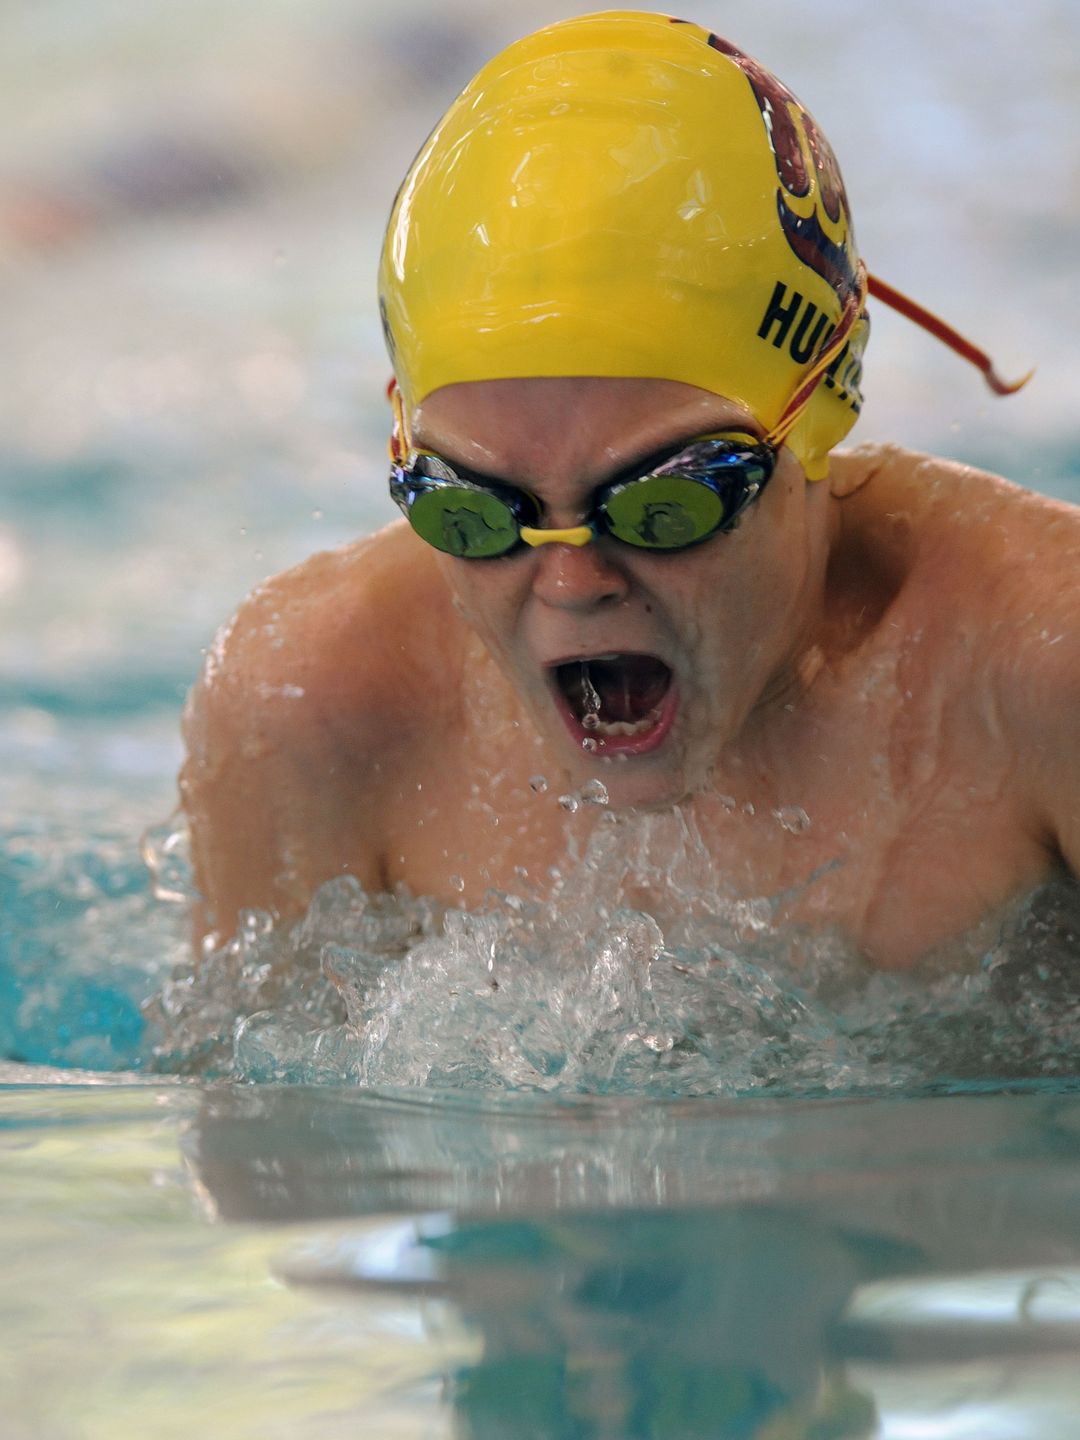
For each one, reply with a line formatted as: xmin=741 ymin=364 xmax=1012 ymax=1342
xmin=5 ymin=1081 xmax=1080 ymax=1437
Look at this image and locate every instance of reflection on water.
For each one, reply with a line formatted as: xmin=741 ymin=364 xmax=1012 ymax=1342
xmin=290 ymin=1211 xmax=880 ymax=1438
xmin=182 ymin=1086 xmax=1080 ymax=1438
xmin=9 ymin=1082 xmax=1080 ymax=1437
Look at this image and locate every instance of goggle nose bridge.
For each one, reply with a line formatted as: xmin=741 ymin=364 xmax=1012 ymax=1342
xmin=519 ymin=523 xmax=594 ymax=548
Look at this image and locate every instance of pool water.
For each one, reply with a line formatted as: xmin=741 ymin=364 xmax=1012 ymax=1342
xmin=4 ymin=0 xmax=1080 ymax=1434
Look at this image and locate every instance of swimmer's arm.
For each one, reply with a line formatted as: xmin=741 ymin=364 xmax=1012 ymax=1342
xmin=1043 ymin=685 xmax=1080 ymax=883
xmin=181 ymin=691 xmax=381 ymax=950
xmin=179 ymin=536 xmax=419 ymax=948
xmin=1001 ymin=549 xmax=1080 ymax=881
xmin=180 ymin=619 xmax=384 ymax=948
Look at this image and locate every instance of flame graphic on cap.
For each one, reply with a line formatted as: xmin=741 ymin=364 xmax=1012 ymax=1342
xmin=705 ymin=34 xmax=859 ymax=307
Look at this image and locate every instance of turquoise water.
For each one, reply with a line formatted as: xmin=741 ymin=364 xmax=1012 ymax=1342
xmin=4 ymin=0 xmax=1080 ymax=1432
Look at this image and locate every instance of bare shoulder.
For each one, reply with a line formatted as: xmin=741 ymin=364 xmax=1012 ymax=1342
xmin=184 ymin=520 xmax=463 ymax=772
xmin=831 ymin=441 xmax=1080 ymax=598
xmin=833 ymin=441 xmax=1080 ymax=854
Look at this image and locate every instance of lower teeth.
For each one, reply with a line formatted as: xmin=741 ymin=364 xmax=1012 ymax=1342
xmin=583 ymin=709 xmax=660 ymax=738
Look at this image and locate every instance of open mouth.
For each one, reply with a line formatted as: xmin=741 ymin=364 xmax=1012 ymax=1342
xmin=550 ymin=653 xmax=677 ymax=755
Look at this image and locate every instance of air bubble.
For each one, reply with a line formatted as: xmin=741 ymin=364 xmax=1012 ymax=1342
xmin=449 ymin=874 xmax=465 ymax=893
xmin=558 ymin=793 xmax=580 ymax=813
xmin=529 ymin=775 xmax=549 ymax=794
xmin=581 ymin=779 xmax=609 ymax=806
xmin=581 ymin=738 xmax=598 ymax=753
xmin=583 ymin=713 xmax=600 ymax=731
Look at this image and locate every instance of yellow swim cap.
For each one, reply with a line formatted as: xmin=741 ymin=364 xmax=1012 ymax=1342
xmin=379 ymin=12 xmax=870 ymax=480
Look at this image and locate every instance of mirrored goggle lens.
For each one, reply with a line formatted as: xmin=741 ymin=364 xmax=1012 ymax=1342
xmin=601 ymin=474 xmax=727 ymax=550
xmin=408 ymin=487 xmax=520 ymax=558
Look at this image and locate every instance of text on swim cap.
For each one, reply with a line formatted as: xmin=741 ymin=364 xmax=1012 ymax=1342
xmin=757 ymin=281 xmax=864 ymax=414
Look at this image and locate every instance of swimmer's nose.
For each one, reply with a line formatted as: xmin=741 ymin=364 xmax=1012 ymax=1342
xmin=529 ymin=534 xmax=630 ymax=610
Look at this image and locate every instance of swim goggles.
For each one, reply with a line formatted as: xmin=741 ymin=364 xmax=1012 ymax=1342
xmin=389 ymin=430 xmax=776 ymax=559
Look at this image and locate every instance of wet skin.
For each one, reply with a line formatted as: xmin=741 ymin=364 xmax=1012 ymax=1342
xmin=180 ymin=378 xmax=1080 ymax=969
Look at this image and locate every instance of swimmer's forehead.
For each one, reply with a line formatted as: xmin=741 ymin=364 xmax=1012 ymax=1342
xmin=410 ymin=377 xmax=763 ymax=489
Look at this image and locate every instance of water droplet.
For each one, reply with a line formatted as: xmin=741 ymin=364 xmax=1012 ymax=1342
xmin=583 ymin=712 xmax=600 ymax=731
xmin=529 ymin=775 xmax=549 ymax=794
xmin=581 ymin=737 xmax=598 ymax=753
xmin=449 ymin=874 xmax=465 ymax=893
xmin=774 ymin=805 xmax=811 ymax=835
xmin=558 ymin=793 xmax=580 ymax=813
xmin=581 ymin=779 xmax=609 ymax=805
xmin=238 ymin=907 xmax=273 ymax=941
xmin=742 ymin=801 xmax=755 ymax=816
xmin=718 ymin=793 xmax=736 ymax=812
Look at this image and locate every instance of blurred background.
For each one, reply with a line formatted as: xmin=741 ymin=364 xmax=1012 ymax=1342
xmin=2 ymin=0 xmax=1078 ymax=838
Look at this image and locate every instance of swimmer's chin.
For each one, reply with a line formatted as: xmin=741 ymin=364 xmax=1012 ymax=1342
xmin=565 ymin=750 xmax=698 ymax=812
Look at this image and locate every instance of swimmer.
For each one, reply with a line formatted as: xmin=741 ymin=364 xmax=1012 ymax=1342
xmin=180 ymin=13 xmax=1080 ymax=969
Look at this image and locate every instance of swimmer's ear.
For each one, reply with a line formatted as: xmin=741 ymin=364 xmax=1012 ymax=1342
xmin=827 ymin=448 xmax=877 ymax=499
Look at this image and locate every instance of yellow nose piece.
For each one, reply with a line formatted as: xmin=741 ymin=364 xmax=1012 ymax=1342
xmin=519 ymin=525 xmax=594 ymax=548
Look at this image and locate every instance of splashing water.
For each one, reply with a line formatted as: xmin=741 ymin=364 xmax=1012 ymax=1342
xmin=141 ymin=809 xmax=1080 ymax=1094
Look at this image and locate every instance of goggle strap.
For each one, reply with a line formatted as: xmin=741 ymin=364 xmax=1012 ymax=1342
xmin=388 ymin=266 xmax=1028 ymax=480
xmin=388 ymin=378 xmax=408 ymax=463
xmin=764 ymin=262 xmax=869 ymax=451
xmin=866 ymin=273 xmax=1034 ymax=396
